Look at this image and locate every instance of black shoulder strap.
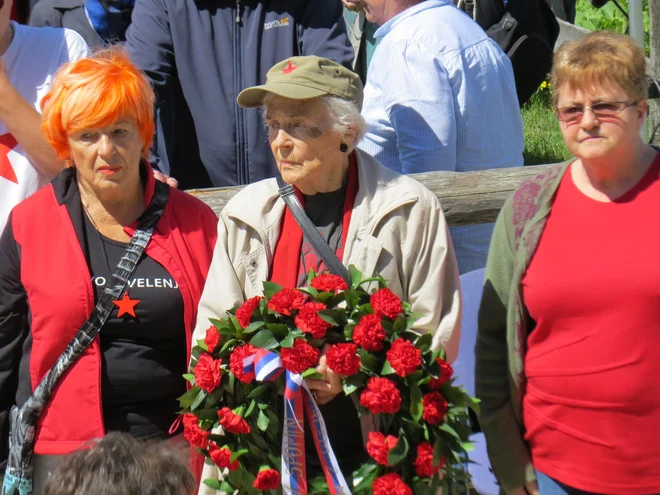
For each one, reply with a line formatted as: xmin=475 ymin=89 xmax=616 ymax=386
xmin=276 ymin=177 xmax=351 ymax=285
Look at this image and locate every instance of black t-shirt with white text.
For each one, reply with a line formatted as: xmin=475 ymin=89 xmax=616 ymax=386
xmin=84 ymin=214 xmax=186 ymax=440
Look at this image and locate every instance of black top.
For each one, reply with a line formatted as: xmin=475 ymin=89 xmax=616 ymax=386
xmin=299 ymin=188 xmax=364 ymax=478
xmin=84 ymin=214 xmax=186 ymax=440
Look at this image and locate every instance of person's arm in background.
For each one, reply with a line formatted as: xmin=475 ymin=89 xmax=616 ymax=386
xmin=384 ymin=40 xmax=457 ymax=174
xmin=0 ymin=29 xmax=89 ymax=179
xmin=297 ymin=0 xmax=354 ymax=69
xmin=27 ymin=0 xmax=63 ymax=27
xmin=0 ymin=216 xmax=31 ymax=474
xmin=125 ymin=0 xmax=176 ymax=170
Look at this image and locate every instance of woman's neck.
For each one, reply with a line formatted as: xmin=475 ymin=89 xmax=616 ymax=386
xmin=297 ymin=154 xmax=351 ymax=196
xmin=573 ymin=142 xmax=657 ymax=201
xmin=79 ymin=179 xmax=145 ymax=241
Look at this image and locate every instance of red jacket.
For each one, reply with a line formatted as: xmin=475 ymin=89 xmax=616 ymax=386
xmin=0 ymin=165 xmax=218 ymax=459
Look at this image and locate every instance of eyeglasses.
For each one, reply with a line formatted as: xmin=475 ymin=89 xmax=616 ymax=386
xmin=555 ymin=101 xmax=638 ymax=124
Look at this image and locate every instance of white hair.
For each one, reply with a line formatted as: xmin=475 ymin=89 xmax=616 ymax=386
xmin=262 ymin=93 xmax=366 ymax=145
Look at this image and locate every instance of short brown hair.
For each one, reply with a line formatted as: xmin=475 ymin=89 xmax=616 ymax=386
xmin=44 ymin=433 xmax=196 ymax=495
xmin=551 ymin=31 xmax=647 ymax=107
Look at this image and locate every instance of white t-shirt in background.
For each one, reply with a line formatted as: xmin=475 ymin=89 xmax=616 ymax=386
xmin=0 ymin=22 xmax=90 ymax=232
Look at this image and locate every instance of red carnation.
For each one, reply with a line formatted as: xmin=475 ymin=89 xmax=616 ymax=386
xmin=386 ymin=338 xmax=422 ymax=377
xmin=204 ymin=325 xmax=221 ymax=353
xmin=359 ymin=377 xmax=402 ymax=415
xmin=182 ymin=414 xmax=209 ymax=449
xmin=267 ymin=289 xmax=307 ymax=316
xmin=208 ymin=443 xmax=240 ymax=471
xmin=414 ymin=442 xmax=445 ymax=478
xmin=194 ymin=353 xmax=222 ymax=392
xmin=422 ymin=392 xmax=448 ymax=425
xmin=372 ymin=473 xmax=412 ymax=495
xmin=236 ymin=296 xmax=262 ymax=328
xmin=429 ymin=358 xmax=454 ymax=390
xmin=310 ymin=273 xmax=348 ymax=292
xmin=253 ymin=468 xmax=281 ymax=490
xmin=325 ymin=343 xmax=360 ymax=376
xmin=280 ymin=339 xmax=320 ymax=374
xmin=295 ymin=302 xmax=332 ymax=339
xmin=229 ymin=344 xmax=257 ymax=384
xmin=352 ymin=314 xmax=386 ymax=352
xmin=218 ymin=407 xmax=251 ymax=435
xmin=370 ymin=288 xmax=403 ymax=320
xmin=366 ymin=431 xmax=398 ymax=466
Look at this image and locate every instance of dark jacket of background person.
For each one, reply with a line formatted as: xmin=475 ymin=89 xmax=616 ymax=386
xmin=29 ymin=0 xmax=131 ymax=47
xmin=0 ymin=165 xmax=218 ymax=466
xmin=125 ymin=0 xmax=354 ymax=189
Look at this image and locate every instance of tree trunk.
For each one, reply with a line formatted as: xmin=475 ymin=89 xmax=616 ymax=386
xmin=650 ymin=0 xmax=660 ymax=145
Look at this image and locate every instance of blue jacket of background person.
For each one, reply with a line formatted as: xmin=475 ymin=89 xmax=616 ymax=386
xmin=126 ymin=0 xmax=354 ymax=189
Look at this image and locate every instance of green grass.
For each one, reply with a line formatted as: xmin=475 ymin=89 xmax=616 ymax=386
xmin=522 ymin=88 xmax=572 ymax=165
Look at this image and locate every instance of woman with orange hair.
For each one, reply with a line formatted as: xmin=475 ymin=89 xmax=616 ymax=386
xmin=0 ymin=47 xmax=217 ymax=493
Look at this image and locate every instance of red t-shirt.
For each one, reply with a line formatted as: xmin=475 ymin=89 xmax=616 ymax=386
xmin=522 ymin=155 xmax=660 ymax=494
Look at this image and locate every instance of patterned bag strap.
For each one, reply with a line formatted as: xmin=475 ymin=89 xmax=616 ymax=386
xmin=2 ymin=182 xmax=169 ymax=494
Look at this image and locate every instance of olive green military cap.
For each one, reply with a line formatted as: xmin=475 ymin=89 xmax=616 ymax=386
xmin=237 ymin=55 xmax=363 ymax=110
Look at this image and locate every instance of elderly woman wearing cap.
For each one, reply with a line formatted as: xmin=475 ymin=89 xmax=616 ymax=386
xmin=192 ymin=55 xmax=461 ymax=488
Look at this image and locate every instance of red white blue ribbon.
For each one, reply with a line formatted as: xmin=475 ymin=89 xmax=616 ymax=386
xmin=243 ymin=349 xmax=351 ymax=495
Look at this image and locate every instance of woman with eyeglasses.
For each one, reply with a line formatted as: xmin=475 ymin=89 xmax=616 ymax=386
xmin=476 ymin=31 xmax=660 ymax=495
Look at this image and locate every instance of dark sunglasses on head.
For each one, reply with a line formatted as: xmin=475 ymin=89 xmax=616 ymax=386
xmin=555 ymin=101 xmax=638 ymax=124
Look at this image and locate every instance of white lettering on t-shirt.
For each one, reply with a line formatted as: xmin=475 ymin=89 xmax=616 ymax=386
xmin=93 ymin=277 xmax=178 ymax=289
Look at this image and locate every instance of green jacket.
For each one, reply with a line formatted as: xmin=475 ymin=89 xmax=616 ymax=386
xmin=475 ymin=160 xmax=571 ymax=492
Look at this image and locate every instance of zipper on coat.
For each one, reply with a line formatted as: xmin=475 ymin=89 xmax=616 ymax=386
xmin=233 ymin=1 xmax=247 ymax=185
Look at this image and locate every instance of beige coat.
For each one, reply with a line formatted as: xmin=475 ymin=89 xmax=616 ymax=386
xmin=194 ymin=148 xmax=461 ymax=494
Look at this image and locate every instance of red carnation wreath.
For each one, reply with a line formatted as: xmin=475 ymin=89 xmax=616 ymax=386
xmin=179 ymin=267 xmax=478 ymax=494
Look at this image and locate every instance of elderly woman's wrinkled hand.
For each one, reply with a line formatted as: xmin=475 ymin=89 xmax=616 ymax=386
xmin=305 ymin=344 xmax=343 ymax=405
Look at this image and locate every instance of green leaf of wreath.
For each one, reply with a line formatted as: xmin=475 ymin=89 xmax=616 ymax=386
xmin=190 ymin=389 xmax=207 ymax=411
xmin=381 ymin=360 xmax=396 ymax=375
xmin=247 ymin=384 xmax=270 ymax=399
xmin=387 ymin=431 xmax=409 ymax=466
xmin=348 ymin=265 xmax=362 ymax=289
xmin=177 ymin=387 xmax=201 ymax=409
xmin=263 ymin=281 xmax=283 ymax=299
xmin=415 ymin=333 xmax=433 ymax=353
xmin=242 ymin=321 xmax=265 ymax=334
xmin=202 ymin=479 xmax=223 ymax=490
xmin=257 ymin=411 xmax=270 ymax=431
xmin=409 ymin=381 xmax=423 ymax=421
xmin=281 ymin=332 xmax=295 ymax=348
xmin=342 ymin=372 xmax=365 ymax=396
xmin=249 ymin=330 xmax=279 ymax=349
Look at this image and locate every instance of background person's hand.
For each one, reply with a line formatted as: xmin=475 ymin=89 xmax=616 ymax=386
xmin=305 ymin=344 xmax=343 ymax=405
xmin=508 ymin=481 xmax=540 ymax=495
xmin=153 ymin=169 xmax=179 ymax=188
xmin=342 ymin=0 xmax=364 ymax=12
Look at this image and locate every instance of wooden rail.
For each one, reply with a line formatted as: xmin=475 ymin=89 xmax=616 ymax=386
xmin=187 ymin=164 xmax=562 ymax=227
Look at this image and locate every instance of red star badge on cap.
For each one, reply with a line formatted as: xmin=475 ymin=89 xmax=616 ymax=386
xmin=282 ymin=61 xmax=297 ymax=74
xmin=113 ymin=292 xmax=141 ymax=318
xmin=0 ymin=134 xmax=19 ymax=184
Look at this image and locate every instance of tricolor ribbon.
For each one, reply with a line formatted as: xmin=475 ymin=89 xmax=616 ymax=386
xmin=242 ymin=349 xmax=352 ymax=495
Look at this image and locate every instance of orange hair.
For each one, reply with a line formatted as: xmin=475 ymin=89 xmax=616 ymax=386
xmin=41 ymin=47 xmax=155 ymax=161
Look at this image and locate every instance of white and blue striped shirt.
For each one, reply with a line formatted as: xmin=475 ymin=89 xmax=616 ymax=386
xmin=359 ymin=0 xmax=524 ymax=274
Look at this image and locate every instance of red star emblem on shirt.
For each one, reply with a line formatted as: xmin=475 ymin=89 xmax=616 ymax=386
xmin=113 ymin=292 xmax=141 ymax=318
xmin=0 ymin=134 xmax=19 ymax=184
xmin=282 ymin=61 xmax=297 ymax=74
